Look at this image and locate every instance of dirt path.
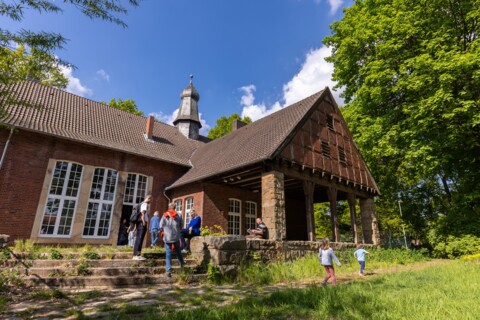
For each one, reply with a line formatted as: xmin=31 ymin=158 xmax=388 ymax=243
xmin=3 ymin=260 xmax=452 ymax=319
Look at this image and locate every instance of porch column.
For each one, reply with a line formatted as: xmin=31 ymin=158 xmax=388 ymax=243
xmin=359 ymin=198 xmax=380 ymax=245
xmin=347 ymin=193 xmax=359 ymax=244
xmin=303 ymin=180 xmax=316 ymax=242
xmin=327 ymin=187 xmax=340 ymax=242
xmin=261 ymin=171 xmax=286 ymax=240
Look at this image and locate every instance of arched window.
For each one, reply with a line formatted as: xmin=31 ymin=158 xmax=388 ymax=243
xmin=40 ymin=161 xmax=83 ymax=237
xmin=83 ymin=168 xmax=118 ymax=238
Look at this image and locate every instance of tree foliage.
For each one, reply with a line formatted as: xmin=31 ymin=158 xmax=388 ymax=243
xmin=207 ymin=113 xmax=252 ymax=139
xmin=324 ymin=0 xmax=480 ymax=244
xmin=1 ymin=0 xmax=139 ymax=121
xmin=101 ymin=98 xmax=144 ymax=116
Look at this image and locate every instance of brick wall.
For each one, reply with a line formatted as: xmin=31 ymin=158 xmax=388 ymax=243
xmin=0 ymin=129 xmax=188 ymax=245
xmin=169 ymin=182 xmax=262 ymax=235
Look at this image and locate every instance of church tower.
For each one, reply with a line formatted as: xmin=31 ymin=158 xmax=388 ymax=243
xmin=173 ymin=75 xmax=202 ymax=140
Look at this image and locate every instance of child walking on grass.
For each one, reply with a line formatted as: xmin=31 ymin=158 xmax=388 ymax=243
xmin=354 ymin=244 xmax=369 ymax=276
xmin=318 ymin=238 xmax=341 ymax=286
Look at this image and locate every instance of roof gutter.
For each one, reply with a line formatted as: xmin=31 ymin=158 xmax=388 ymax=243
xmin=0 ymin=127 xmax=14 ymax=171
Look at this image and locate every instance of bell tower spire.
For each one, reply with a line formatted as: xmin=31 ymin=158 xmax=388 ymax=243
xmin=173 ymin=75 xmax=202 ymax=140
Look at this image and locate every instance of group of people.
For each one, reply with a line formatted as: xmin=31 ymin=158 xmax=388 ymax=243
xmin=318 ymin=237 xmax=370 ymax=286
xmin=123 ymin=195 xmax=201 ymax=276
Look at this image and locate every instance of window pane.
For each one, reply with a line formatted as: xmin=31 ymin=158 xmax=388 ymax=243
xmin=49 ymin=161 xmax=68 ymax=195
xmin=83 ymin=202 xmax=99 ymax=236
xmin=90 ymin=168 xmax=105 ymax=200
xmin=97 ymin=203 xmax=112 ymax=237
xmin=123 ymin=174 xmax=135 ymax=204
xmin=103 ymin=170 xmax=117 ymax=201
xmin=57 ymin=199 xmax=75 ymax=235
xmin=136 ymin=175 xmax=147 ymax=204
xmin=41 ymin=198 xmax=60 ymax=235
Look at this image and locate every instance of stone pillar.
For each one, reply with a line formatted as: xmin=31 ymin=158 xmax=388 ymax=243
xmin=359 ymin=198 xmax=380 ymax=245
xmin=347 ymin=193 xmax=358 ymax=244
xmin=327 ymin=187 xmax=340 ymax=242
xmin=261 ymin=171 xmax=286 ymax=241
xmin=303 ymin=180 xmax=316 ymax=242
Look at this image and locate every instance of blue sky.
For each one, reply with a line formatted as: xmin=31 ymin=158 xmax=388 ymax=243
xmin=11 ymin=0 xmax=349 ymax=135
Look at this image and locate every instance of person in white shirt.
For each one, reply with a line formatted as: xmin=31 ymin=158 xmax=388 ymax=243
xmin=318 ymin=237 xmax=341 ymax=286
xmin=133 ymin=194 xmax=152 ymax=260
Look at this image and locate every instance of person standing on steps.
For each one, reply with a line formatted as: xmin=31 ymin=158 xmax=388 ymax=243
xmin=150 ymin=211 xmax=160 ymax=248
xmin=160 ymin=203 xmax=185 ymax=277
xmin=133 ymin=194 xmax=152 ymax=260
xmin=318 ymin=237 xmax=341 ymax=286
xmin=354 ymin=244 xmax=369 ymax=276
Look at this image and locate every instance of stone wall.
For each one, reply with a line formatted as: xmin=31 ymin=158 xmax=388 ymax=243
xmin=190 ymin=236 xmax=376 ymax=275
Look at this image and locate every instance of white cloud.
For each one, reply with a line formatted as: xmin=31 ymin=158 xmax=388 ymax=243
xmin=239 ymin=45 xmax=343 ymax=122
xmin=59 ymin=66 xmax=92 ymax=97
xmin=239 ymin=85 xmax=283 ymax=122
xmin=96 ymin=69 xmax=110 ymax=82
xmin=283 ymin=46 xmax=343 ymax=106
xmin=314 ymin=0 xmax=344 ymax=15
xmin=150 ymin=109 xmax=211 ymax=136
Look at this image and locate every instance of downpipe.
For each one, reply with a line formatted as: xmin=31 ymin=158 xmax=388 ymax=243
xmin=0 ymin=127 xmax=14 ymax=171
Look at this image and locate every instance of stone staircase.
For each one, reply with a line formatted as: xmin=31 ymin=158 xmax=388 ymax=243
xmin=1 ymin=251 xmax=205 ymax=289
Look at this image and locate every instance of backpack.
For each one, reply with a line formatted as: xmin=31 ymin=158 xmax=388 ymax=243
xmin=129 ymin=203 xmax=142 ymax=223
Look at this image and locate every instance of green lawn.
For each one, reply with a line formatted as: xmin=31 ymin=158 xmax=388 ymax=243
xmin=143 ymin=261 xmax=479 ymax=320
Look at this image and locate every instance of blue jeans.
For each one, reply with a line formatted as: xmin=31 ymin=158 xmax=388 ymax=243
xmin=164 ymin=241 xmax=185 ymax=273
xmin=359 ymin=260 xmax=365 ymax=274
xmin=151 ymin=228 xmax=159 ymax=246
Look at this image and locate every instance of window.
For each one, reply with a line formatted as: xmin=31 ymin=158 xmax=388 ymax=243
xmin=326 ymin=115 xmax=335 ymax=131
xmin=123 ymin=173 xmax=147 ymax=204
xmin=245 ymin=201 xmax=257 ymax=230
xmin=184 ymin=198 xmax=194 ymax=227
xmin=321 ymin=140 xmax=331 ymax=157
xmin=40 ymin=161 xmax=83 ymax=237
xmin=338 ymin=147 xmax=347 ymax=167
xmin=83 ymin=168 xmax=118 ymax=238
xmin=228 ymin=199 xmax=241 ymax=235
xmin=174 ymin=199 xmax=183 ymax=216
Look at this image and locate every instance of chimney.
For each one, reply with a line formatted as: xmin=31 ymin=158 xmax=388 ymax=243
xmin=145 ymin=115 xmax=154 ymax=140
xmin=232 ymin=119 xmax=247 ymax=131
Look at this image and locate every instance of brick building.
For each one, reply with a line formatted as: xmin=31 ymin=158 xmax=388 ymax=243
xmin=0 ymin=79 xmax=380 ymax=246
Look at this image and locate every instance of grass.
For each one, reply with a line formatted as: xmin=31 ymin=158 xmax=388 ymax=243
xmin=149 ymin=261 xmax=479 ymax=320
xmin=235 ymin=248 xmax=429 ymax=286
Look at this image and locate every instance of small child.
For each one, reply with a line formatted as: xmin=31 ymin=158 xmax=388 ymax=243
xmin=354 ymin=244 xmax=369 ymax=276
xmin=318 ymin=238 xmax=341 ymax=286
xmin=127 ymin=224 xmax=136 ymax=248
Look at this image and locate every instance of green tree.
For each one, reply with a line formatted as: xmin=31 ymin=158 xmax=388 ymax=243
xmin=324 ymin=0 xmax=480 ymax=242
xmin=101 ymin=98 xmax=144 ymax=116
xmin=207 ymin=113 xmax=252 ymax=139
xmin=1 ymin=0 xmax=138 ymax=119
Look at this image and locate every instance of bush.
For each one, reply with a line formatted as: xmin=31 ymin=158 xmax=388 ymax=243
xmin=432 ymin=235 xmax=480 ymax=259
xmin=49 ymin=248 xmax=63 ymax=260
xmin=200 ymin=225 xmax=226 ymax=236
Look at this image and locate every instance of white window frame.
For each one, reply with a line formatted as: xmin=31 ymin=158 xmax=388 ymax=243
xmin=228 ymin=198 xmax=241 ymax=235
xmin=83 ymin=167 xmax=118 ymax=238
xmin=39 ymin=161 xmax=83 ymax=238
xmin=123 ymin=173 xmax=148 ymax=205
xmin=174 ymin=199 xmax=183 ymax=218
xmin=245 ymin=201 xmax=257 ymax=231
xmin=184 ymin=197 xmax=194 ymax=227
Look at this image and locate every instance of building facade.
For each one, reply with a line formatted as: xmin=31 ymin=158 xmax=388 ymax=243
xmin=0 ymin=80 xmax=380 ymax=246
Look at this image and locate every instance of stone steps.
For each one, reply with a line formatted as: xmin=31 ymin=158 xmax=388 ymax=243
xmin=3 ymin=251 xmax=205 ymax=288
xmin=23 ymin=273 xmax=206 ymax=289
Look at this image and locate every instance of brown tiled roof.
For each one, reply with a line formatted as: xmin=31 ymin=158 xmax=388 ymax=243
xmin=167 ymin=90 xmax=327 ymax=189
xmin=1 ymin=81 xmax=205 ymax=166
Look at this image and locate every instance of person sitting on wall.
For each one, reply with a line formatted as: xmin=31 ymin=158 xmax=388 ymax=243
xmin=247 ymin=218 xmax=269 ymax=239
xmin=180 ymin=209 xmax=201 ymax=253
